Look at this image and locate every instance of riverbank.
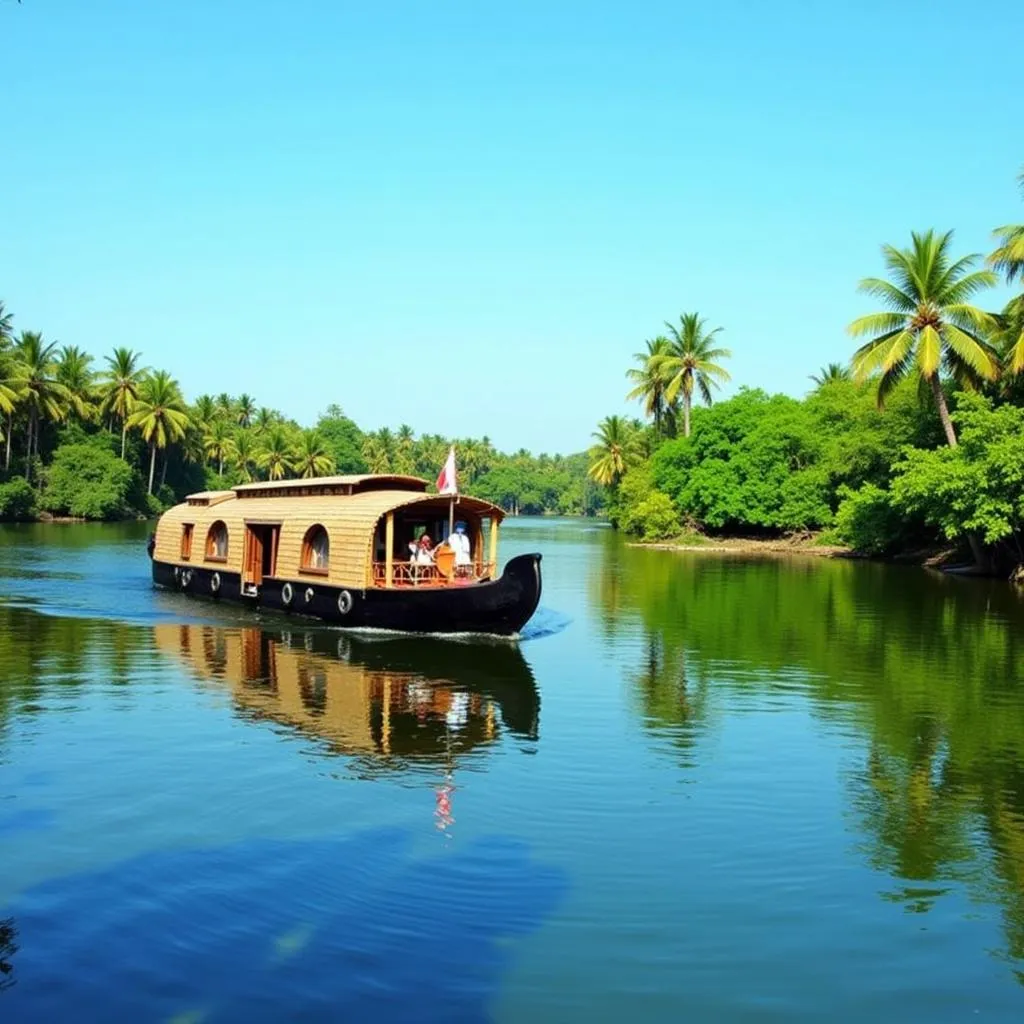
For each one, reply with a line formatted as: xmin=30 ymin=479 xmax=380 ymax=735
xmin=629 ymin=532 xmax=979 ymax=571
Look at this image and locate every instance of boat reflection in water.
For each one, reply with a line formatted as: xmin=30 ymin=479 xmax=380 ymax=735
xmin=152 ymin=624 xmax=541 ymax=775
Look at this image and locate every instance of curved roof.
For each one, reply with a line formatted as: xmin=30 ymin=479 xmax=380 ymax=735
xmin=229 ymin=474 xmax=428 ymax=495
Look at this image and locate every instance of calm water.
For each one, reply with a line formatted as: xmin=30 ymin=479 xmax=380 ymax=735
xmin=3 ymin=519 xmax=1024 ymax=1021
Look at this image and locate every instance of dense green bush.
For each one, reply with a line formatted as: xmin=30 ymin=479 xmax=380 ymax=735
xmin=40 ymin=443 xmax=142 ymax=520
xmin=0 ymin=477 xmax=37 ymax=521
xmin=652 ymin=390 xmax=832 ymax=532
xmin=833 ymin=484 xmax=923 ymax=555
xmin=890 ymin=397 xmax=1024 ymax=552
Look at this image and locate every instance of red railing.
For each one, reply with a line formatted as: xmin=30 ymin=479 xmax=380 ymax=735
xmin=372 ymin=561 xmax=496 ymax=588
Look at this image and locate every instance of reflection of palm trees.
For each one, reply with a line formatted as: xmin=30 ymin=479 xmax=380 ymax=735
xmin=628 ymin=631 xmax=709 ymax=767
xmin=0 ymin=917 xmax=17 ymax=992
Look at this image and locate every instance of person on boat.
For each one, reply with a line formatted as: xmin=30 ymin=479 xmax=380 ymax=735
xmin=449 ymin=521 xmax=472 ymax=574
xmin=415 ymin=531 xmax=435 ymax=565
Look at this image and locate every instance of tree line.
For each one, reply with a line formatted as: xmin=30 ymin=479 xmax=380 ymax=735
xmin=0 ymin=322 xmax=598 ymax=521
xmin=589 ymin=166 xmax=1024 ymax=572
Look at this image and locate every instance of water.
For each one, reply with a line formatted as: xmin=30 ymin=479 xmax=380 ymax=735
xmin=2 ymin=518 xmax=1024 ymax=1021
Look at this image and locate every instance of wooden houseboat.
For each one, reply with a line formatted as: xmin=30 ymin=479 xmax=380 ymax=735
xmin=148 ymin=474 xmax=542 ymax=636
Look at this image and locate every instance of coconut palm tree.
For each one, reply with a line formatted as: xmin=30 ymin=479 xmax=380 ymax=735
xmin=236 ymin=393 xmax=256 ymax=428
xmin=0 ymin=302 xmax=13 ymax=346
xmin=294 ymin=429 xmax=335 ymax=478
xmin=254 ymin=406 xmax=275 ymax=434
xmin=192 ymin=394 xmax=217 ymax=434
xmin=362 ymin=434 xmax=391 ymax=473
xmin=232 ymin=430 xmax=257 ymax=483
xmin=989 ymin=168 xmax=1024 ymax=374
xmin=626 ymin=336 xmax=677 ymax=436
xmin=588 ymin=415 xmax=631 ymax=487
xmin=204 ymin=418 xmax=234 ymax=477
xmin=809 ymin=363 xmax=852 ymax=388
xmin=393 ymin=423 xmax=416 ymax=475
xmin=98 ymin=348 xmax=146 ymax=459
xmin=0 ymin=314 xmax=19 ymax=471
xmin=256 ymin=425 xmax=294 ymax=481
xmin=12 ymin=332 xmax=69 ymax=482
xmin=215 ymin=392 xmax=234 ymax=421
xmin=849 ymin=229 xmax=999 ymax=448
xmin=55 ymin=345 xmax=96 ymax=422
xmin=656 ymin=314 xmax=732 ymax=438
xmin=127 ymin=371 xmax=190 ymax=494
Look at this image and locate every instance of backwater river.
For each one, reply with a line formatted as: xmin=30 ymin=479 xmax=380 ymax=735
xmin=2 ymin=517 xmax=1024 ymax=1021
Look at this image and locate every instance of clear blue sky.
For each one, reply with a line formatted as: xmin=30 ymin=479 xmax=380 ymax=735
xmin=2 ymin=0 xmax=1021 ymax=454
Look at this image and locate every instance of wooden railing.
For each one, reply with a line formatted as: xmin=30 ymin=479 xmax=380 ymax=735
xmin=372 ymin=561 xmax=496 ymax=588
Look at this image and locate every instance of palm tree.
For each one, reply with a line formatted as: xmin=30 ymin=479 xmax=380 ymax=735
xmin=192 ymin=394 xmax=217 ymax=433
xmin=232 ymin=430 xmax=257 ymax=483
xmin=55 ymin=345 xmax=96 ymax=422
xmin=254 ymin=406 xmax=275 ymax=434
xmin=626 ymin=336 xmax=676 ymax=436
xmin=12 ymin=332 xmax=69 ymax=482
xmin=362 ymin=434 xmax=391 ymax=473
xmin=256 ymin=425 xmax=293 ymax=480
xmin=98 ymin=348 xmax=146 ymax=459
xmin=215 ymin=392 xmax=234 ymax=421
xmin=0 ymin=302 xmax=13 ymax=346
xmin=656 ymin=314 xmax=732 ymax=438
xmin=294 ymin=429 xmax=335 ymax=478
xmin=127 ymin=371 xmax=190 ymax=494
xmin=989 ymin=168 xmax=1024 ymax=374
xmin=204 ymin=418 xmax=234 ymax=476
xmin=809 ymin=362 xmax=852 ymax=388
xmin=236 ymin=393 xmax=256 ymax=428
xmin=0 ymin=312 xmax=19 ymax=471
xmin=393 ymin=423 xmax=415 ymax=474
xmin=588 ymin=415 xmax=631 ymax=487
xmin=849 ymin=229 xmax=998 ymax=448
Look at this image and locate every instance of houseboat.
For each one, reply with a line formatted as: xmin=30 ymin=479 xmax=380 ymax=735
xmin=148 ymin=474 xmax=542 ymax=636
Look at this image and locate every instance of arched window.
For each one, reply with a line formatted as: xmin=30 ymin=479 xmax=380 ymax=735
xmin=301 ymin=525 xmax=329 ymax=574
xmin=206 ymin=520 xmax=229 ymax=561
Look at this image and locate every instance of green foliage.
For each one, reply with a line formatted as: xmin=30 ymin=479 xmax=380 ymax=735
xmin=890 ymin=396 xmax=1024 ymax=550
xmin=316 ymin=405 xmax=366 ymax=473
xmin=40 ymin=442 xmax=142 ymax=520
xmin=0 ymin=477 xmax=36 ymax=521
xmin=834 ymin=484 xmax=919 ymax=556
xmin=652 ymin=390 xmax=832 ymax=532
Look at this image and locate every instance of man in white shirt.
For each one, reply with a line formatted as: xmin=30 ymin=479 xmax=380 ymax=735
xmin=449 ymin=521 xmax=472 ymax=572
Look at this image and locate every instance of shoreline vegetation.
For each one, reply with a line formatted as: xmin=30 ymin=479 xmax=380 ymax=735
xmin=587 ymin=167 xmax=1024 ymax=581
xmin=0 ymin=315 xmax=602 ymax=525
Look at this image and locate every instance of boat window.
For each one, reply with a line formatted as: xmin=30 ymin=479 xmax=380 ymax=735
xmin=301 ymin=525 xmax=330 ymax=573
xmin=206 ymin=520 xmax=229 ymax=561
xmin=181 ymin=523 xmax=194 ymax=560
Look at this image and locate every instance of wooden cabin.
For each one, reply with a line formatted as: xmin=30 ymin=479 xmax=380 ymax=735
xmin=152 ymin=474 xmax=505 ymax=593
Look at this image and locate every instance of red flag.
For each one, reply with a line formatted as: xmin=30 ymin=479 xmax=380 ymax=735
xmin=436 ymin=446 xmax=457 ymax=495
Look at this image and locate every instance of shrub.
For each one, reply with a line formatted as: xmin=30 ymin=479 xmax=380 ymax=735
xmin=0 ymin=477 xmax=37 ymax=521
xmin=40 ymin=444 xmax=138 ymax=520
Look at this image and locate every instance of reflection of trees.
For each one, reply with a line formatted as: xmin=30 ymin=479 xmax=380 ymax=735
xmin=627 ymin=631 xmax=710 ymax=767
xmin=0 ymin=917 xmax=17 ymax=992
xmin=592 ymin=539 xmax=1024 ymax=978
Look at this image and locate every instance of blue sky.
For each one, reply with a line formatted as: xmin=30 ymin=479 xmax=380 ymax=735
xmin=2 ymin=0 xmax=1021 ymax=454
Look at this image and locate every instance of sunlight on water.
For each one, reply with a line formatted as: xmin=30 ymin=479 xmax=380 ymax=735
xmin=2 ymin=519 xmax=1024 ymax=1020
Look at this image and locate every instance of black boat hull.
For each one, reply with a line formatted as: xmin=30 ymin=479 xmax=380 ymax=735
xmin=151 ymin=552 xmax=542 ymax=636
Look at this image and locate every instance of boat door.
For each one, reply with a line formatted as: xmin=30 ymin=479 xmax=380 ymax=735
xmin=243 ymin=523 xmax=281 ymax=595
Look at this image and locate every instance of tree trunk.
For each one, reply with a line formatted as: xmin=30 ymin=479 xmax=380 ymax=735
xmin=4 ymin=412 xmax=11 ymax=471
xmin=929 ymin=375 xmax=958 ymax=448
xmin=219 ymin=454 xmax=223 ymax=476
xmin=121 ymin=421 xmax=127 ymax=460
xmin=160 ymin=451 xmax=169 ymax=489
xmin=930 ymin=375 xmax=989 ymax=568
xmin=683 ymin=395 xmax=691 ymax=438
xmin=148 ymin=441 xmax=156 ymax=494
xmin=25 ymin=410 xmax=35 ymax=482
